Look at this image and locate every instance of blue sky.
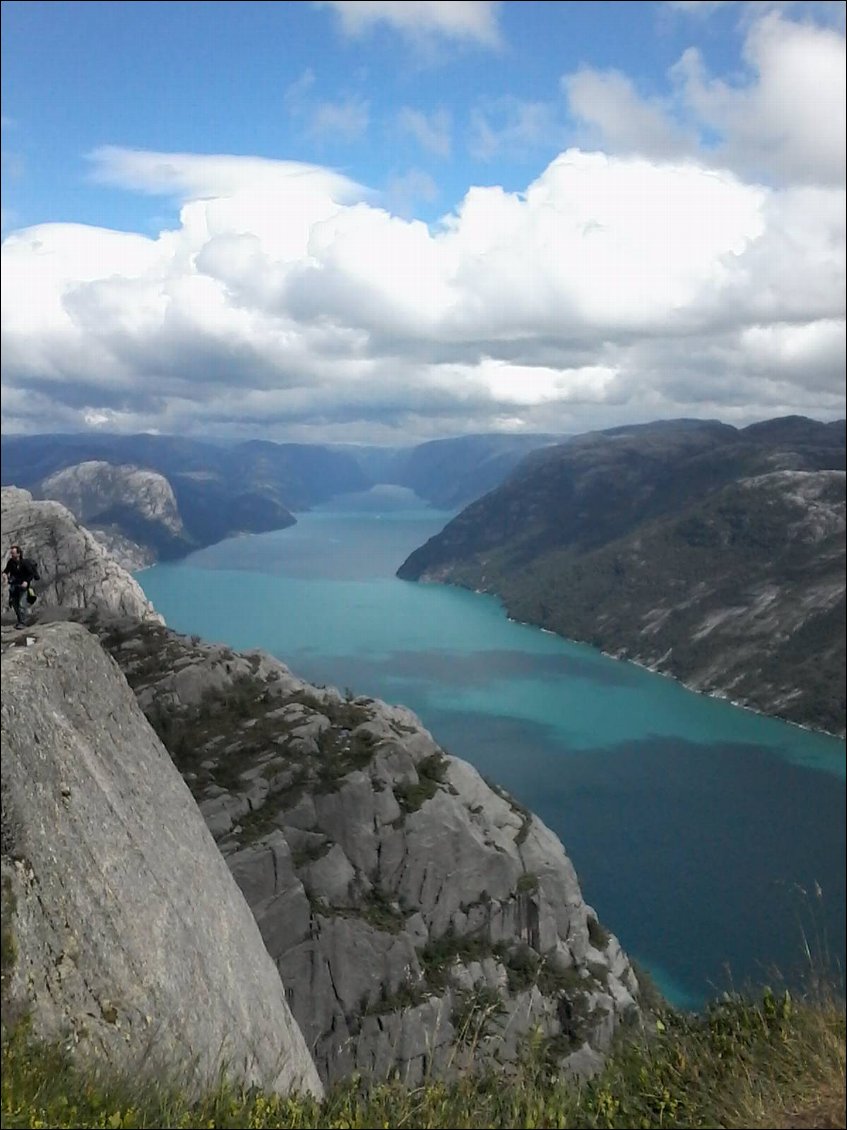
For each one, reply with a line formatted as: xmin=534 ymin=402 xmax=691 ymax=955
xmin=1 ymin=1 xmax=845 ymax=444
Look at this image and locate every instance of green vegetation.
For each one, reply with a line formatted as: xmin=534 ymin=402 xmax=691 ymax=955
xmin=451 ymin=985 xmax=505 ymax=1046
xmin=394 ymin=752 xmax=449 ymax=813
xmin=2 ymin=983 xmax=843 ymax=1128
xmin=309 ymin=888 xmax=410 ymax=935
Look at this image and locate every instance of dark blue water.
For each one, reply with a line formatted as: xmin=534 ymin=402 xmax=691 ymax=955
xmin=138 ymin=487 xmax=846 ymax=1008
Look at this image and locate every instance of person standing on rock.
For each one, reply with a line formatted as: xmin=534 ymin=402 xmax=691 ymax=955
xmin=2 ymin=544 xmax=39 ymax=629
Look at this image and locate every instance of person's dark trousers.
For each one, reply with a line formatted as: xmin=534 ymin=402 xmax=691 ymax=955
xmin=9 ymin=583 xmax=27 ymax=626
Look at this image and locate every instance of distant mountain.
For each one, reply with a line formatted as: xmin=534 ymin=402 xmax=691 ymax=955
xmin=398 ymin=417 xmax=846 ymax=736
xmin=1 ymin=431 xmax=566 ymax=559
xmin=382 ymin=432 xmax=564 ymax=509
xmin=1 ymin=433 xmax=375 ymax=560
xmin=1 ymin=432 xmax=370 ymax=509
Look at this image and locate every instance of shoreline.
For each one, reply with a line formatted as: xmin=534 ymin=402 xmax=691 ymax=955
xmin=464 ymin=587 xmax=845 ymax=743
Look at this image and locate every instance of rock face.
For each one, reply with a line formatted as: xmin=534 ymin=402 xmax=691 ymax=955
xmin=39 ymin=460 xmax=188 ymax=567
xmin=1 ymin=486 xmax=162 ymax=623
xmin=40 ymin=460 xmax=184 ymax=534
xmin=1 ymin=621 xmax=322 ymax=1100
xmin=77 ymin=612 xmax=642 ymax=1088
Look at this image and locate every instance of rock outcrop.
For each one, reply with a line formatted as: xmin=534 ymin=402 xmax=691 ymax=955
xmin=1 ymin=621 xmax=322 ymax=1100
xmin=39 ymin=461 xmax=188 ymax=568
xmin=40 ymin=461 xmax=183 ymax=533
xmin=76 ymin=612 xmax=642 ymax=1087
xmin=1 ymin=486 xmax=162 ymax=624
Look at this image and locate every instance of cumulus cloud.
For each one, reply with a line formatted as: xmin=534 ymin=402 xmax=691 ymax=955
xmin=2 ymin=137 xmax=843 ymax=442
xmin=562 ymin=69 xmax=696 ymax=161
xmin=673 ymin=11 xmax=846 ymax=185
xmin=565 ymin=10 xmax=846 ymax=188
xmin=317 ymin=1 xmax=502 ymax=48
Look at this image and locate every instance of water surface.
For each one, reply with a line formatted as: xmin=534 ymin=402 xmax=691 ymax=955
xmin=138 ymin=487 xmax=845 ymax=1007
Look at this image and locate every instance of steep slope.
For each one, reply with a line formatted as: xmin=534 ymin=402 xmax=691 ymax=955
xmin=1 ymin=486 xmax=163 ymax=623
xmin=398 ymin=418 xmax=846 ymax=735
xmin=1 ymin=621 xmax=322 ymax=1099
xmin=63 ymin=608 xmax=642 ymax=1088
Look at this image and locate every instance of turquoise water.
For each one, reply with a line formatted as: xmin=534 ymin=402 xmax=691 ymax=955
xmin=138 ymin=488 xmax=846 ymax=1008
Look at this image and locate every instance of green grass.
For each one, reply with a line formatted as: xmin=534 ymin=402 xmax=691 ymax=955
xmin=3 ymin=982 xmax=843 ymax=1129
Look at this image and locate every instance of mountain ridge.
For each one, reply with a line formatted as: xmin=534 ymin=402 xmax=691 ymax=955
xmin=1 ymin=430 xmax=563 ymax=562
xmin=397 ymin=417 xmax=846 ymax=736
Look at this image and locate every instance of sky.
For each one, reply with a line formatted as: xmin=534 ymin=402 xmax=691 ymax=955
xmin=1 ymin=1 xmax=845 ymax=446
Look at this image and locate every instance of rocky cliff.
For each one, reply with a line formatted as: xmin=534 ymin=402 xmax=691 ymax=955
xmin=39 ymin=460 xmax=188 ymax=568
xmin=68 ymin=609 xmax=641 ymax=1087
xmin=1 ymin=488 xmax=643 ymax=1091
xmin=1 ymin=620 xmax=322 ymax=1099
xmin=1 ymin=486 xmax=162 ymax=623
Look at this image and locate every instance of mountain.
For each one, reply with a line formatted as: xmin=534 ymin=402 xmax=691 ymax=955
xmin=398 ymin=417 xmax=846 ymax=736
xmin=38 ymin=460 xmax=191 ymax=567
xmin=1 ymin=432 xmax=565 ymax=561
xmin=1 ymin=492 xmax=644 ymax=1091
xmin=383 ymin=432 xmax=564 ymax=509
xmin=0 ymin=432 xmax=370 ymax=510
xmin=0 ymin=433 xmax=374 ymax=560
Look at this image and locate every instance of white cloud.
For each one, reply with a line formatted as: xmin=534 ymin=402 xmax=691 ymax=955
xmin=384 ymin=169 xmax=440 ymax=218
xmin=89 ymin=146 xmax=365 ymax=205
xmin=1 ymin=146 xmax=843 ymax=443
xmin=283 ymin=71 xmax=370 ymax=145
xmin=673 ymin=11 xmax=846 ymax=185
xmin=317 ymin=1 xmax=502 ymax=47
xmin=307 ymin=95 xmax=371 ymax=142
xmin=565 ymin=10 xmax=846 ymax=188
xmin=563 ymin=68 xmax=695 ymax=161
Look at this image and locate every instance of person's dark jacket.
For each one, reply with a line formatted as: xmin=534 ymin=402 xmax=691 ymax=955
xmin=2 ymin=557 xmax=38 ymax=586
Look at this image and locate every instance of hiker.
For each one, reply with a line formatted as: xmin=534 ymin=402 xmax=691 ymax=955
xmin=2 ymin=544 xmax=39 ymax=629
